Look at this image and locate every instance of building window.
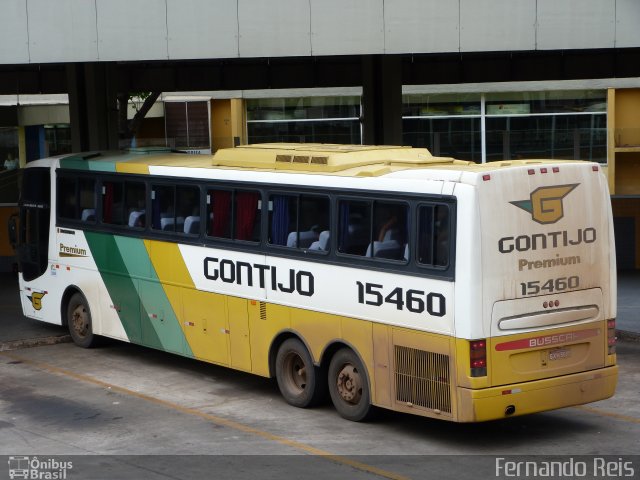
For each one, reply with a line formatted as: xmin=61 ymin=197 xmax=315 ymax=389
xmin=44 ymin=124 xmax=72 ymax=156
xmin=246 ymin=96 xmax=361 ymax=144
xmin=0 ymin=127 xmax=19 ymax=170
xmin=402 ymin=93 xmax=482 ymax=163
xmin=165 ymin=101 xmax=210 ymax=150
xmin=402 ymin=90 xmax=606 ymax=163
xmin=485 ymin=90 xmax=606 ymax=162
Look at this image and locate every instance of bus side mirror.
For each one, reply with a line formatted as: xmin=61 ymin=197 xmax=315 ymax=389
xmin=8 ymin=213 xmax=18 ymax=249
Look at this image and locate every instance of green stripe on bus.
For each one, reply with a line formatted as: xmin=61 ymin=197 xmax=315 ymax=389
xmin=84 ymin=232 xmax=192 ymax=357
xmin=60 ymin=157 xmax=116 ymax=172
xmin=113 ymin=236 xmax=193 ymax=357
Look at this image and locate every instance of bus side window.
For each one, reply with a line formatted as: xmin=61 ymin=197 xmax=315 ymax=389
xmin=207 ymin=189 xmax=232 ymax=239
xmin=371 ymin=201 xmax=407 ymax=261
xmin=269 ymin=194 xmax=329 ymax=250
xmin=417 ymin=204 xmax=450 ymax=267
xmin=78 ymin=178 xmax=96 ymax=222
xmin=235 ymin=190 xmax=261 ymax=242
xmin=269 ymin=194 xmax=297 ymax=246
xmin=57 ymin=176 xmax=95 ymax=222
xmin=125 ymin=182 xmax=146 ymax=228
xmin=102 ymin=181 xmax=124 ymax=225
xmin=57 ymin=177 xmax=77 ymax=220
xmin=338 ymin=199 xmax=407 ymax=261
xmin=152 ymin=185 xmax=175 ymax=231
xmin=177 ymin=186 xmax=200 ymax=234
xmin=338 ymin=200 xmax=370 ymax=256
xmin=300 ymin=195 xmax=329 ymax=250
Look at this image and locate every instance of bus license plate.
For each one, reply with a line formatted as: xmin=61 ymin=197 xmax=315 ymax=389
xmin=549 ymin=348 xmax=571 ymax=361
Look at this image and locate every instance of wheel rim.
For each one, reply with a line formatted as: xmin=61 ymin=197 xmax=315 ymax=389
xmin=335 ymin=364 xmax=363 ymax=404
xmin=71 ymin=304 xmax=89 ymax=339
xmin=282 ymin=351 xmax=307 ymax=394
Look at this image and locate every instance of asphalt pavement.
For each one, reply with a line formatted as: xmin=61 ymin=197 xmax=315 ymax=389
xmin=0 ymin=271 xmax=638 ymax=348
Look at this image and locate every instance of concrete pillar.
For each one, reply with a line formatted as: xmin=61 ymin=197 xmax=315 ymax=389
xmin=361 ymin=55 xmax=403 ymax=146
xmin=67 ymin=63 xmax=119 ymax=153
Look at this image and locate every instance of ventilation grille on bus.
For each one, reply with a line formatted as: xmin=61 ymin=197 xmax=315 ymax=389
xmin=275 ymin=154 xmax=328 ymax=165
xmin=259 ymin=302 xmax=267 ymax=320
xmin=394 ymin=346 xmax=451 ymax=413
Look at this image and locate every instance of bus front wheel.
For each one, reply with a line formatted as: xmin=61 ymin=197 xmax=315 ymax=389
xmin=328 ymin=348 xmax=372 ymax=422
xmin=275 ymin=338 xmax=324 ymax=408
xmin=67 ymin=292 xmax=97 ymax=348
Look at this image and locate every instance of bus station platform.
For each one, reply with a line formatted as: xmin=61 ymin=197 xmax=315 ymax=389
xmin=0 ymin=271 xmax=638 ymax=350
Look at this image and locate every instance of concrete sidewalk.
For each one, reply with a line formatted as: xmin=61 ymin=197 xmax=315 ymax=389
xmin=0 ymin=271 xmax=638 ymax=349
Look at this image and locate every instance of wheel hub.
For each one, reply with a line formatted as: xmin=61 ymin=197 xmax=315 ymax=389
xmin=72 ymin=305 xmax=88 ymax=338
xmin=284 ymin=353 xmax=307 ymax=392
xmin=336 ymin=364 xmax=362 ymax=404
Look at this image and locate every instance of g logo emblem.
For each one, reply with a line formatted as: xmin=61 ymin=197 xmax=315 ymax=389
xmin=28 ymin=291 xmax=46 ymax=311
xmin=511 ymin=184 xmax=579 ymax=224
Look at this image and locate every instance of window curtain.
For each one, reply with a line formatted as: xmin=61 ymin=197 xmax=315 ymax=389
xmin=235 ymin=191 xmax=259 ymax=240
xmin=212 ymin=191 xmax=232 ymax=237
xmin=270 ymin=195 xmax=290 ymax=246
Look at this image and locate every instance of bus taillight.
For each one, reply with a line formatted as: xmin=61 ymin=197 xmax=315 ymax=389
xmin=470 ymin=339 xmax=487 ymax=377
xmin=607 ymin=319 xmax=617 ymax=355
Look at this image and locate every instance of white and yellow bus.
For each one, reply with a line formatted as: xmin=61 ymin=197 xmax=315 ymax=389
xmin=15 ymin=143 xmax=618 ymax=422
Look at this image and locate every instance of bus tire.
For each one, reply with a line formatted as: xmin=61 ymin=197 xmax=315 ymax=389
xmin=67 ymin=292 xmax=97 ymax=348
xmin=275 ymin=338 xmax=323 ymax=408
xmin=328 ymin=348 xmax=372 ymax=422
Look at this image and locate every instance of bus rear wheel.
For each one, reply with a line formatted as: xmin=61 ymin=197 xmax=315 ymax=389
xmin=328 ymin=348 xmax=372 ymax=422
xmin=67 ymin=292 xmax=97 ymax=348
xmin=275 ymin=338 xmax=324 ymax=408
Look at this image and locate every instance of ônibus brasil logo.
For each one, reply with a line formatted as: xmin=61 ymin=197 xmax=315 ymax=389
xmin=8 ymin=456 xmax=73 ymax=479
xmin=510 ymin=184 xmax=579 ymax=225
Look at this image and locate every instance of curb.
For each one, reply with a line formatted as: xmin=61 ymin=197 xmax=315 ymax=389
xmin=0 ymin=334 xmax=72 ymax=352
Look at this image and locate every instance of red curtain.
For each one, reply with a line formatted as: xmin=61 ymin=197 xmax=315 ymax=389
xmin=235 ymin=192 xmax=258 ymax=240
xmin=211 ymin=190 xmax=232 ymax=237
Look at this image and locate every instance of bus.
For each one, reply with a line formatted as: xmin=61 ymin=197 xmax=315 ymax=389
xmin=15 ymin=143 xmax=618 ymax=422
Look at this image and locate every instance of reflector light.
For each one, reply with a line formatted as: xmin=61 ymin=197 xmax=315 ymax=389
xmin=592 ymin=165 xmax=599 ymax=172
xmin=482 ymin=174 xmax=491 ymax=181
xmin=528 ymin=169 xmax=535 ymax=175
xmin=554 ymin=300 xmax=560 ymax=307
xmin=540 ymin=168 xmax=548 ymax=174
xmin=543 ymin=301 xmax=548 ymax=308
xmin=552 ymin=167 xmax=559 ymax=173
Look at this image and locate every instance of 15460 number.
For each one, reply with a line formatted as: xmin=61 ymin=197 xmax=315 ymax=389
xmin=356 ymin=281 xmax=446 ymax=316
xmin=520 ymin=276 xmax=579 ymax=296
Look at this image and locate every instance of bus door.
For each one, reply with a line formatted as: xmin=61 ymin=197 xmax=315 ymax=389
xmin=16 ymin=168 xmax=51 ymax=283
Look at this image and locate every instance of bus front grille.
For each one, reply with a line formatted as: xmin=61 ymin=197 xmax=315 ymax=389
xmin=394 ymin=346 xmax=451 ymax=413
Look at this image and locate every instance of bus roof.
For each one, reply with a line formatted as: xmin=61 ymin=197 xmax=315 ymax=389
xmin=56 ymin=144 xmax=589 ymax=178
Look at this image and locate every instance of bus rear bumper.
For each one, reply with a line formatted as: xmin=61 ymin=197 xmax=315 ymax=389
xmin=457 ymin=365 xmax=618 ymax=422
